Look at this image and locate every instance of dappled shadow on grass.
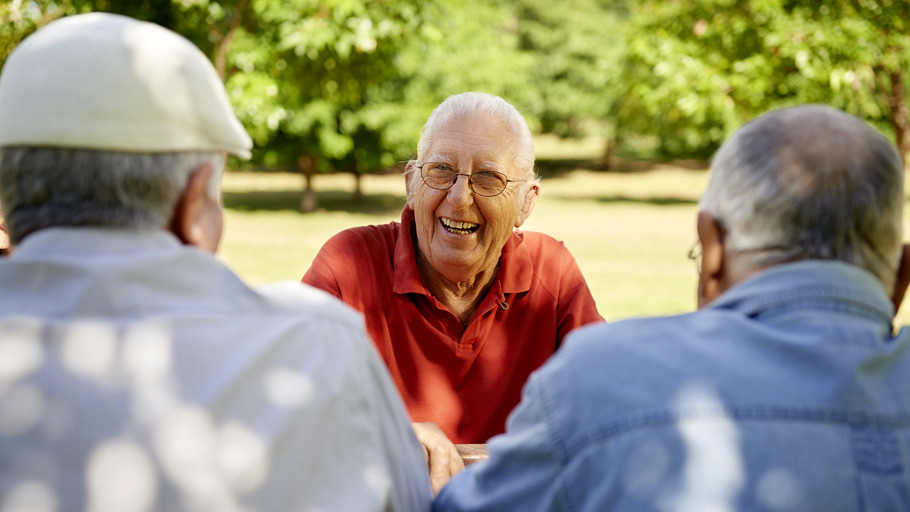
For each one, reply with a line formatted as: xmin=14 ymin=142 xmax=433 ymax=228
xmin=223 ymin=189 xmax=406 ymax=215
xmin=535 ymin=157 xmax=611 ymax=178
xmin=535 ymin=156 xmax=708 ymax=178
xmin=546 ymin=194 xmax=698 ymax=207
xmin=595 ymin=195 xmax=697 ymax=206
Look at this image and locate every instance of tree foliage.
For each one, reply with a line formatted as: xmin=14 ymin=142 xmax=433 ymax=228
xmin=512 ymin=0 xmax=627 ymax=139
xmin=618 ymin=0 xmax=910 ymax=158
xmin=6 ymin=0 xmax=907 ymax=198
xmin=228 ymin=0 xmax=425 ymax=166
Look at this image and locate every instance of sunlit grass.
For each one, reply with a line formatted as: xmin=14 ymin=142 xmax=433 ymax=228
xmin=219 ymin=164 xmax=910 ymax=326
xmin=220 ymin=166 xmax=706 ymax=322
xmin=219 ymin=171 xmax=407 ymax=286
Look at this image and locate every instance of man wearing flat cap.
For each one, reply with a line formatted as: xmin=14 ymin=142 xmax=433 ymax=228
xmin=0 ymin=13 xmax=431 ymax=511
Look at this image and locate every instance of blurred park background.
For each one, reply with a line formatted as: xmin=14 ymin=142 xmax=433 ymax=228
xmin=3 ymin=0 xmax=910 ymax=324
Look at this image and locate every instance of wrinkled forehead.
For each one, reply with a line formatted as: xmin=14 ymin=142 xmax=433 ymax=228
xmin=425 ymin=113 xmax=518 ymax=168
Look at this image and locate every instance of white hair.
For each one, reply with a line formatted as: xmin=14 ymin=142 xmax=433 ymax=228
xmin=700 ymin=105 xmax=904 ymax=290
xmin=412 ymin=92 xmax=540 ymax=194
xmin=0 ymin=147 xmax=223 ymax=244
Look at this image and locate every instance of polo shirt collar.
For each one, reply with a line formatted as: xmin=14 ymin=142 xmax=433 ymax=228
xmin=391 ymin=205 xmax=534 ymax=295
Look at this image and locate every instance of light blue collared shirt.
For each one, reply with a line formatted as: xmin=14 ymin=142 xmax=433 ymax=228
xmin=0 ymin=228 xmax=432 ymax=511
xmin=435 ymin=261 xmax=910 ymax=511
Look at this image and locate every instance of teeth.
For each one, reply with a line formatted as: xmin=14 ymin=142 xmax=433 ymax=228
xmin=441 ymin=217 xmax=479 ymax=234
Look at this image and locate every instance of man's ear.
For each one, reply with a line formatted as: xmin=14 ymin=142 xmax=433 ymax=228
xmin=405 ymin=160 xmax=417 ymax=209
xmin=515 ymin=183 xmax=539 ymax=228
xmin=169 ymin=162 xmax=223 ymax=253
xmin=696 ymin=211 xmax=726 ymax=309
xmin=891 ymin=244 xmax=910 ymax=317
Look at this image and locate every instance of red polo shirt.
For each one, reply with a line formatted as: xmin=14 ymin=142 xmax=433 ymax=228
xmin=302 ymin=206 xmax=603 ymax=443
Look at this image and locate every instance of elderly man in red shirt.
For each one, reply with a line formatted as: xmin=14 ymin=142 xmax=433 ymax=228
xmin=302 ymin=92 xmax=603 ymax=492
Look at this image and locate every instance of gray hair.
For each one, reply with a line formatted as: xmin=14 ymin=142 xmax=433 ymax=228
xmin=412 ymin=92 xmax=540 ymax=193
xmin=0 ymin=147 xmax=224 ymax=244
xmin=700 ymin=104 xmax=904 ymax=291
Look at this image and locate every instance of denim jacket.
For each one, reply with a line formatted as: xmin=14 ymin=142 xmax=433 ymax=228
xmin=435 ymin=261 xmax=910 ymax=511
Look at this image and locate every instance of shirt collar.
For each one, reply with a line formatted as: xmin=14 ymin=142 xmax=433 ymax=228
xmin=708 ymin=260 xmax=894 ymax=325
xmin=391 ymin=205 xmax=534 ymax=295
xmin=392 ymin=206 xmax=425 ymax=295
xmin=13 ymin=227 xmax=182 ymax=260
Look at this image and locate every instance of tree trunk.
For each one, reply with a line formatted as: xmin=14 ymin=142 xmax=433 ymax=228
xmin=602 ymin=134 xmax=616 ymax=171
xmin=212 ymin=0 xmax=247 ymax=79
xmin=352 ymin=167 xmax=364 ymax=202
xmin=299 ymin=155 xmax=317 ymax=212
xmin=885 ymin=70 xmax=910 ymax=167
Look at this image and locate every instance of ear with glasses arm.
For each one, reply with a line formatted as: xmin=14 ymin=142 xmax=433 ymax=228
xmin=698 ymin=210 xmax=910 ymax=321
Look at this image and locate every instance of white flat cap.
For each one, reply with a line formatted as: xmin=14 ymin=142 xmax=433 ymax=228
xmin=0 ymin=13 xmax=252 ymax=158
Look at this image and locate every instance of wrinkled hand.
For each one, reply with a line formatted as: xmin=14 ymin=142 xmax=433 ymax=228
xmin=411 ymin=422 xmax=465 ymax=494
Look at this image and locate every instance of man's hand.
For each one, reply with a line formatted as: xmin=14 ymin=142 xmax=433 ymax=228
xmin=411 ymin=422 xmax=465 ymax=494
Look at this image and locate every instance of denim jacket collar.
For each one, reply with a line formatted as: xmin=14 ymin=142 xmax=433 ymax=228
xmin=707 ymin=260 xmax=894 ymax=327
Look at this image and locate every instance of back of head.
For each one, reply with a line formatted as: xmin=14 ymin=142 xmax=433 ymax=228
xmin=700 ymin=105 xmax=904 ymax=291
xmin=0 ymin=13 xmax=252 ymax=244
xmin=416 ymin=92 xmax=537 ymax=182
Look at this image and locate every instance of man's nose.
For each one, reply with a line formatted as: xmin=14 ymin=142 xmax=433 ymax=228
xmin=446 ymin=173 xmax=476 ymax=206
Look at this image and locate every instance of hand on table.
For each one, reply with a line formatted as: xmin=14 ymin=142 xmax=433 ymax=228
xmin=411 ymin=421 xmax=465 ymax=494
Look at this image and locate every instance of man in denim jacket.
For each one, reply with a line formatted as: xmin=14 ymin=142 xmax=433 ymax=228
xmin=435 ymin=105 xmax=910 ymax=511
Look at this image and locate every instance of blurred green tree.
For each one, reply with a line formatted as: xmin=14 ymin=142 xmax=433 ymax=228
xmin=225 ymin=0 xmax=443 ymax=210
xmin=396 ymin=0 xmax=629 ymax=165
xmin=618 ymin=0 xmax=910 ymax=160
xmin=0 ymin=0 xmax=440 ymax=211
xmin=0 ymin=0 xmax=197 ymax=61
xmin=0 ymin=1 xmax=68 ymax=66
xmin=512 ymin=0 xmax=628 ymax=143
xmin=396 ymin=0 xmax=532 ymax=127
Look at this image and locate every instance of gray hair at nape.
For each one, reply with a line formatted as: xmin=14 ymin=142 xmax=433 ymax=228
xmin=412 ymin=92 xmax=540 ymax=192
xmin=699 ymin=104 xmax=904 ymax=291
xmin=0 ymin=147 xmax=224 ymax=245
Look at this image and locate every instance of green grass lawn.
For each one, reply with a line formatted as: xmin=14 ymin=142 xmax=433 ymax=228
xmin=219 ymin=160 xmax=910 ymax=327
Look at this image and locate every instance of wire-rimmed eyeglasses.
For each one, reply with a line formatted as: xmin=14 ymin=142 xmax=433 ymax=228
xmin=418 ymin=162 xmax=526 ymax=197
xmin=687 ymin=240 xmax=702 ymax=275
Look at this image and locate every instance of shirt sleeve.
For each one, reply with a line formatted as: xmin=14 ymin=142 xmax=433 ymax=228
xmin=360 ymin=329 xmax=435 ymax=511
xmin=555 ymin=245 xmax=605 ymax=345
xmin=433 ymin=373 xmax=566 ymax=512
xmin=255 ymin=283 xmax=432 ymax=510
xmin=301 ymin=236 xmax=346 ymax=300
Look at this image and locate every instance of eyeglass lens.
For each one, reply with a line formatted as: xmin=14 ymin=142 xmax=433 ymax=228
xmin=687 ymin=241 xmax=702 ymax=274
xmin=421 ymin=163 xmax=508 ymax=197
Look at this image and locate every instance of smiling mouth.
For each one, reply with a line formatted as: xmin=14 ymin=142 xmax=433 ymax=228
xmin=440 ymin=217 xmax=479 ymax=235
